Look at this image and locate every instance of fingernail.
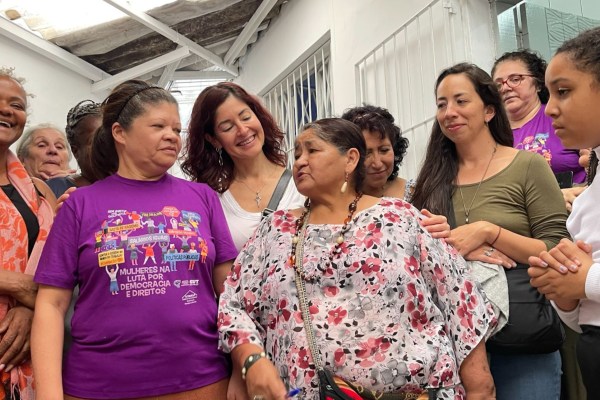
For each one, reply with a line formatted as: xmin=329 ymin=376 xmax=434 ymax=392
xmin=540 ymin=261 xmax=548 ymax=267
xmin=569 ymin=264 xmax=579 ymax=272
xmin=574 ymin=259 xmax=582 ymax=266
xmin=559 ymin=265 xmax=568 ymax=273
xmin=512 ymin=262 xmax=517 ymax=268
xmin=5 ymin=365 xmax=12 ymax=372
xmin=0 ymin=364 xmax=5 ymax=371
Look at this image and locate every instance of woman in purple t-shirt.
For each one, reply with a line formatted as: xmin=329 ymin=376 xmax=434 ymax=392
xmin=31 ymin=80 xmax=238 ymax=400
xmin=492 ymin=50 xmax=587 ymax=211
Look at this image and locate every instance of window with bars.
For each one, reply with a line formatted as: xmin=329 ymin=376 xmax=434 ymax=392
xmin=355 ymin=0 xmax=471 ymax=179
xmin=262 ymin=42 xmax=333 ymax=161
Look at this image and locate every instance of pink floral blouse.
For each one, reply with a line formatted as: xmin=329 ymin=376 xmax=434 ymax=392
xmin=218 ymin=198 xmax=495 ymax=399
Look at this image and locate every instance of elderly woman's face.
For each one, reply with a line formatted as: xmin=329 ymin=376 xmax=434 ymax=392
xmin=117 ymin=101 xmax=182 ymax=178
xmin=23 ymin=128 xmax=70 ymax=179
xmin=0 ymin=76 xmax=27 ymax=148
xmin=492 ymin=60 xmax=539 ymax=121
xmin=293 ymin=128 xmax=348 ymax=197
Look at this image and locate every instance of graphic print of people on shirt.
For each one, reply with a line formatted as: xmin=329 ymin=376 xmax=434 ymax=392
xmin=142 ymin=243 xmax=157 ymax=265
xmin=106 ymin=265 xmax=119 ymax=295
xmin=95 ymin=207 xmax=207 ymax=299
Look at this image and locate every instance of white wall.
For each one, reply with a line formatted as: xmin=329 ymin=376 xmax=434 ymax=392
xmin=0 ymin=34 xmax=99 ymax=165
xmin=238 ymin=0 xmax=496 ymax=115
xmin=236 ymin=0 xmax=331 ymax=95
xmin=0 ymin=33 xmax=189 ymax=178
xmin=237 ymin=0 xmax=497 ymax=178
xmin=329 ymin=0 xmax=440 ymax=114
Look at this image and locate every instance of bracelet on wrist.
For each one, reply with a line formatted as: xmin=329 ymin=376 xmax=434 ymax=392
xmin=490 ymin=226 xmax=502 ymax=246
xmin=241 ymin=351 xmax=267 ymax=380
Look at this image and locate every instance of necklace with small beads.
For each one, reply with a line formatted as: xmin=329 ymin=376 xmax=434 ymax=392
xmin=290 ymin=192 xmax=363 ymax=280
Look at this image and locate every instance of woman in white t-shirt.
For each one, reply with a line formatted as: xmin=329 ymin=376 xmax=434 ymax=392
xmin=181 ymin=82 xmax=304 ymax=251
xmin=528 ymin=26 xmax=600 ymax=399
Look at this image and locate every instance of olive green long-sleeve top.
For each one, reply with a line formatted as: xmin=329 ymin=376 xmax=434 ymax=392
xmin=452 ymin=150 xmax=569 ymax=250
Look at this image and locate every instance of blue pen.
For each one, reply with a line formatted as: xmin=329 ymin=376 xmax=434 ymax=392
xmin=287 ymin=388 xmax=301 ymax=398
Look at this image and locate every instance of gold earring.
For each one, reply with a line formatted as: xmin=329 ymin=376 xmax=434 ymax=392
xmin=340 ymin=173 xmax=349 ymax=194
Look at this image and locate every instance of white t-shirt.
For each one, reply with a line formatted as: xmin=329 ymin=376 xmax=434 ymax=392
xmin=219 ymin=178 xmax=305 ymax=251
xmin=554 ymin=146 xmax=600 ymax=332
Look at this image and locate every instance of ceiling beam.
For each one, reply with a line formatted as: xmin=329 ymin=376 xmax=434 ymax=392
xmin=172 ymin=70 xmax=234 ymax=80
xmin=91 ymin=46 xmax=190 ymax=93
xmin=103 ymin=0 xmax=238 ymax=76
xmin=0 ymin=17 xmax=109 ymax=82
xmin=157 ymin=59 xmax=181 ymax=88
xmin=224 ymin=0 xmax=278 ymax=65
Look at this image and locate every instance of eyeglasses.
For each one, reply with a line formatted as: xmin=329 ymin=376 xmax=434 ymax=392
xmin=494 ymin=74 xmax=534 ymax=90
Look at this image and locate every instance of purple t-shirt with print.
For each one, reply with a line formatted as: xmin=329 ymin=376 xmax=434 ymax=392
xmin=35 ymin=174 xmax=238 ymax=399
xmin=513 ymin=104 xmax=586 ymax=184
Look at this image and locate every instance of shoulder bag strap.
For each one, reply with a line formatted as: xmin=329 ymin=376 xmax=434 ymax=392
xmin=262 ymin=169 xmax=292 ymax=219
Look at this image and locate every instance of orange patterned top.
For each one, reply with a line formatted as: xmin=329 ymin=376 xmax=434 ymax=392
xmin=0 ymin=151 xmax=54 ymax=400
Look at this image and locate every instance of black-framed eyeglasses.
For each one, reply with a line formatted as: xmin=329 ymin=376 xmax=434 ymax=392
xmin=494 ymin=74 xmax=534 ymax=90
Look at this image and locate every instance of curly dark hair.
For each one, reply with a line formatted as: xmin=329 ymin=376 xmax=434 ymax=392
xmin=340 ymin=105 xmax=409 ymax=181
xmin=66 ymin=100 xmax=101 ymax=147
xmin=555 ymin=26 xmax=600 ymax=88
xmin=181 ymin=82 xmax=287 ymax=192
xmin=492 ymin=49 xmax=549 ymax=104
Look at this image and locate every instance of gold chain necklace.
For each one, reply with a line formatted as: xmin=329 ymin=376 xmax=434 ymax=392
xmin=457 ymin=143 xmax=497 ymax=224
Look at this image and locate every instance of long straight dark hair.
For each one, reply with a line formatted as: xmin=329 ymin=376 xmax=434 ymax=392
xmin=411 ymin=63 xmax=513 ymax=216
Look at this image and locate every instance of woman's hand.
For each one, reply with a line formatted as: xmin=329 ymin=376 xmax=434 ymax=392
xmin=55 ymin=186 xmax=77 ymax=213
xmin=464 ymin=244 xmax=516 ymax=269
xmin=0 ymin=305 xmax=34 ymax=371
xmin=38 ymin=168 xmax=77 ymax=181
xmin=446 ymin=221 xmax=494 ymax=256
xmin=244 ymin=358 xmax=288 ymax=400
xmin=579 ymin=148 xmax=591 ymax=169
xmin=0 ymin=272 xmax=37 ymax=309
xmin=562 ymin=186 xmax=586 ymax=212
xmin=529 ymin=238 xmax=592 ymax=274
xmin=419 ymin=209 xmax=450 ymax=239
xmin=227 ymin=367 xmax=250 ymax=400
xmin=528 ymin=239 xmax=593 ymax=301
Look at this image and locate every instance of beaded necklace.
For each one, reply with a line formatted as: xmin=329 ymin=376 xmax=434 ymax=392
xmin=289 ymin=192 xmax=363 ymax=280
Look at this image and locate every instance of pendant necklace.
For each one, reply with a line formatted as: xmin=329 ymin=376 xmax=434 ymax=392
xmin=237 ymin=180 xmax=266 ymax=208
xmin=235 ymin=165 xmax=278 ymax=209
xmin=457 ymin=143 xmax=497 ymax=224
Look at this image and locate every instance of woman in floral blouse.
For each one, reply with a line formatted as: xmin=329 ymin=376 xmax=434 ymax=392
xmin=218 ymin=118 xmax=497 ymax=400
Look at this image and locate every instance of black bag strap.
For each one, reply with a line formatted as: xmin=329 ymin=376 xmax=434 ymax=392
xmin=261 ymin=169 xmax=292 ymax=219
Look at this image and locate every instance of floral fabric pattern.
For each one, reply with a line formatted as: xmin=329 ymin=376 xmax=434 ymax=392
xmin=219 ymin=198 xmax=496 ymax=399
xmin=0 ymin=151 xmax=54 ymax=400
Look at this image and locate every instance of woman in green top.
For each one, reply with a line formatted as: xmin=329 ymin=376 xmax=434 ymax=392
xmin=411 ymin=63 xmax=569 ymax=400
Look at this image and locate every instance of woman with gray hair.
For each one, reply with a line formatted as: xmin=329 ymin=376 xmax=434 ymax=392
xmin=17 ymin=123 xmax=75 ymax=181
xmin=46 ymin=100 xmax=102 ymax=197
